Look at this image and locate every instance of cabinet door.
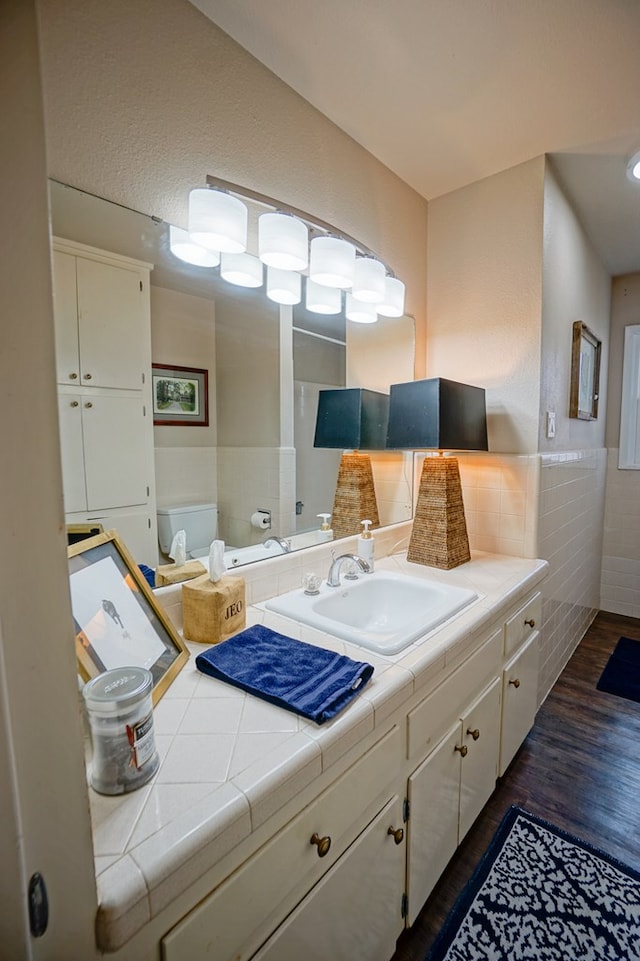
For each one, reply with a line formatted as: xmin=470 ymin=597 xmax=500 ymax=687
xmin=81 ymin=394 xmax=150 ymax=509
xmin=499 ymin=632 xmax=539 ymax=776
xmin=57 ymin=393 xmax=87 ymax=512
xmin=76 ymin=258 xmax=146 ymax=389
xmin=406 ymin=723 xmax=461 ymax=926
xmin=52 ymin=250 xmax=80 ymax=386
xmin=252 ymin=796 xmax=405 ymax=961
xmin=458 ymin=677 xmax=501 ymax=840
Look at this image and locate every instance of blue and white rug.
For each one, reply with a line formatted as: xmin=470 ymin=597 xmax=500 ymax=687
xmin=426 ymin=806 xmax=640 ymax=960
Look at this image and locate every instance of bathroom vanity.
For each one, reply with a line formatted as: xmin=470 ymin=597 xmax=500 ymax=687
xmin=89 ymin=526 xmax=546 ymax=961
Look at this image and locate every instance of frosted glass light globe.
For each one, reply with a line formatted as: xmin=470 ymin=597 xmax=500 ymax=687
xmin=169 ymin=225 xmax=220 ymax=267
xmin=309 ymin=236 xmax=355 ymax=289
xmin=377 ymin=276 xmax=406 ymax=317
xmin=266 ymin=266 xmax=301 ymax=305
xmin=220 ymin=252 xmax=263 ymax=288
xmin=259 ymin=213 xmax=308 ymax=271
xmin=305 ymin=278 xmax=342 ymax=314
xmin=188 ymin=188 xmax=247 ymax=253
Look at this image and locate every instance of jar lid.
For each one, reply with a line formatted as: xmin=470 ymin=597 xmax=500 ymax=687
xmin=82 ymin=666 xmax=153 ymax=713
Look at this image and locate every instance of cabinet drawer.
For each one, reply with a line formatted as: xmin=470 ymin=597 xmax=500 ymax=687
xmin=162 ymin=725 xmax=401 ymax=961
xmin=504 ymin=592 xmax=541 ymax=657
xmin=407 ymin=629 xmax=501 ymax=761
xmin=251 ymin=795 xmax=405 ymax=961
xmin=499 ymin=632 xmax=540 ymax=775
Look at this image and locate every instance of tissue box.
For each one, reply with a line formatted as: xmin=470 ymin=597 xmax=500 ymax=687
xmin=154 ymin=560 xmax=207 ymax=587
xmin=182 ymin=574 xmax=246 ymax=644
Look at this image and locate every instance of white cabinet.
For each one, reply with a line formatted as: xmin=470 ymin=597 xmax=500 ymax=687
xmin=57 ymin=391 xmax=149 ymax=511
xmin=406 ymin=676 xmax=501 ymax=924
xmin=499 ymin=592 xmax=541 ymax=775
xmin=162 ymin=727 xmax=403 ymax=961
xmin=500 ymin=632 xmax=539 ymax=775
xmin=52 ymin=239 xmax=157 ymax=564
xmin=52 ymin=248 xmax=147 ymax=390
xmin=251 ymin=795 xmax=406 ymax=961
xmin=149 ymin=586 xmax=545 ymax=961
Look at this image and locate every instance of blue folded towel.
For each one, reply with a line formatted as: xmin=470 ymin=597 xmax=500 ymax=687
xmin=195 ymin=624 xmax=374 ymax=724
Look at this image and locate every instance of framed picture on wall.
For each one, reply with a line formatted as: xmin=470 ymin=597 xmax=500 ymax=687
xmin=68 ymin=530 xmax=189 ymax=703
xmin=569 ymin=321 xmax=601 ymax=420
xmin=152 ymin=363 xmax=209 ymax=426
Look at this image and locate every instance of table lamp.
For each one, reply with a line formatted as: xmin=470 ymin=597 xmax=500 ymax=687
xmin=386 ymin=377 xmax=488 ymax=569
xmin=314 ymin=388 xmax=389 ymax=539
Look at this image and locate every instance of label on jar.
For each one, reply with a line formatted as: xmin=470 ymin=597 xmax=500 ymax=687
xmin=126 ymin=710 xmax=156 ymax=770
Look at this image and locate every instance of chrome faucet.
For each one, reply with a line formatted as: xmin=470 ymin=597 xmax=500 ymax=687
xmin=263 ymin=536 xmax=291 ymax=553
xmin=326 ymin=553 xmax=370 ymax=587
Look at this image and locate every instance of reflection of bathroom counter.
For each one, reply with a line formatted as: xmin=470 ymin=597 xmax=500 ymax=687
xmin=193 ymin=528 xmax=328 ymax=571
xmin=92 ymin=529 xmax=547 ymax=957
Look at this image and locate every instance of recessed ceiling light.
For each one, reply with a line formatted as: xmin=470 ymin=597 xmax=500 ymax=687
xmin=626 ymin=151 xmax=640 ymax=183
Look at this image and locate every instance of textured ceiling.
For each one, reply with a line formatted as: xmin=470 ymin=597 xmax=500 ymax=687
xmin=190 ymin=0 xmax=640 ymax=275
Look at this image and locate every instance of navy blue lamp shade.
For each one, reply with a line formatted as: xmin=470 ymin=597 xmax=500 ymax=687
xmin=385 ymin=378 xmax=488 ymax=451
xmin=313 ymin=387 xmax=389 ymax=539
xmin=314 ymin=388 xmax=389 ymax=450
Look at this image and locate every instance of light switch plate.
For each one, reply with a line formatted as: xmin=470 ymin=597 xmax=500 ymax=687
xmin=546 ymin=410 xmax=556 ymax=439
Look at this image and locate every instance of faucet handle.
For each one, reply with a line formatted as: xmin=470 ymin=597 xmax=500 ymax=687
xmin=303 ymin=572 xmax=322 ymax=595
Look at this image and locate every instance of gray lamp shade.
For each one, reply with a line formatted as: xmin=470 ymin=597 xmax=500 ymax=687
xmin=313 ymin=388 xmax=389 ymax=450
xmin=386 ymin=377 xmax=488 ymax=451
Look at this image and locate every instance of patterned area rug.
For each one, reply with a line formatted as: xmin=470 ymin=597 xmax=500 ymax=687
xmin=425 ymin=806 xmax=640 ymax=961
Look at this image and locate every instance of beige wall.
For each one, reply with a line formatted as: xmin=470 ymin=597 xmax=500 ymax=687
xmin=36 ymin=0 xmax=428 ymax=370
xmin=541 ymin=163 xmax=610 ymax=451
xmin=426 ymin=156 xmax=545 ymax=454
xmin=0 ymin=1 xmax=98 ymax=953
xmin=152 ymin=285 xmax=218 ymax=449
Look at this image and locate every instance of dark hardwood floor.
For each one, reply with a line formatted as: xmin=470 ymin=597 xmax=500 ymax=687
xmin=391 ymin=610 xmax=640 ymax=961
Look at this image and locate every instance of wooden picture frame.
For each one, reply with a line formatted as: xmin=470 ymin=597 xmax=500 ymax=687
xmin=569 ymin=321 xmax=601 ymax=420
xmin=152 ymin=363 xmax=209 ymax=426
xmin=68 ymin=530 xmax=189 ymax=703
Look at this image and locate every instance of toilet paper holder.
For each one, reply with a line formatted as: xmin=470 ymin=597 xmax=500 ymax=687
xmin=251 ymin=509 xmax=272 ymax=530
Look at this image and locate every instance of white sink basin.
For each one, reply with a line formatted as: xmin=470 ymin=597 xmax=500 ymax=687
xmin=264 ymin=570 xmax=478 ymax=654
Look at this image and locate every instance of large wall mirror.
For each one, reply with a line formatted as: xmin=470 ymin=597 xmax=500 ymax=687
xmin=49 ymin=180 xmax=415 ymax=569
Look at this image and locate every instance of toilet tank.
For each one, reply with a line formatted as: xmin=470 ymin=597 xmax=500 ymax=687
xmin=156 ymin=503 xmax=218 ymax=556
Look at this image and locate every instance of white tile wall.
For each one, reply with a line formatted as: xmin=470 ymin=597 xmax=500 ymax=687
xmin=537 ymin=449 xmax=606 ymax=703
xmin=217 ymin=447 xmax=295 ymax=549
xmin=601 ymin=448 xmax=640 ymax=618
xmin=456 ymin=449 xmax=606 ymax=706
xmin=456 ymin=452 xmax=539 ymax=558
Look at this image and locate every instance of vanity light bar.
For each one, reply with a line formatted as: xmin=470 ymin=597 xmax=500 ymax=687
xmin=174 ymin=175 xmax=406 ymax=316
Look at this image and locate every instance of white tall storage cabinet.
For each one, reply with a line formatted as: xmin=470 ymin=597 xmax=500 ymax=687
xmin=52 ymin=237 xmax=158 ymax=565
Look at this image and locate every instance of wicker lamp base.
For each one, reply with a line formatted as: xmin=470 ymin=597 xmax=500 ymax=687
xmin=331 ymin=451 xmax=380 ymax=540
xmin=407 ymin=456 xmax=470 ymax=570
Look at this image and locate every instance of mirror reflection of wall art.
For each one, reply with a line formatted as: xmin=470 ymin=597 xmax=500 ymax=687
xmin=152 ymin=363 xmax=209 ymax=426
xmin=68 ymin=530 xmax=189 ymax=703
xmin=569 ymin=321 xmax=601 ymax=420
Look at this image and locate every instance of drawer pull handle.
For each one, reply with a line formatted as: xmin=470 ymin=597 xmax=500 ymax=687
xmin=509 ymin=678 xmax=521 ymax=689
xmin=310 ymin=833 xmax=331 ymax=857
xmin=83 ymin=373 xmax=92 ymax=380
xmin=524 ymin=618 xmax=536 ymax=628
xmin=84 ymin=402 xmax=93 ymax=409
xmin=467 ymin=727 xmax=480 ymax=741
xmin=455 ymin=744 xmax=468 ymax=758
xmin=69 ymin=372 xmax=78 ymax=380
xmin=387 ymin=826 xmax=404 ymax=845
xmin=70 ymin=401 xmax=79 ymax=408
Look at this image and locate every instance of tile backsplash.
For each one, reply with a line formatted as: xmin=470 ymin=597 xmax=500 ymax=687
xmin=537 ymin=449 xmax=606 ymax=703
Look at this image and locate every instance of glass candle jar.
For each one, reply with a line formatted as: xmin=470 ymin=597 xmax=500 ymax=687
xmin=82 ymin=666 xmax=159 ymax=795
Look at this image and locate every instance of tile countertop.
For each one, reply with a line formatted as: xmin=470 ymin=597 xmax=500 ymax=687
xmin=90 ymin=547 xmax=547 ymax=951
